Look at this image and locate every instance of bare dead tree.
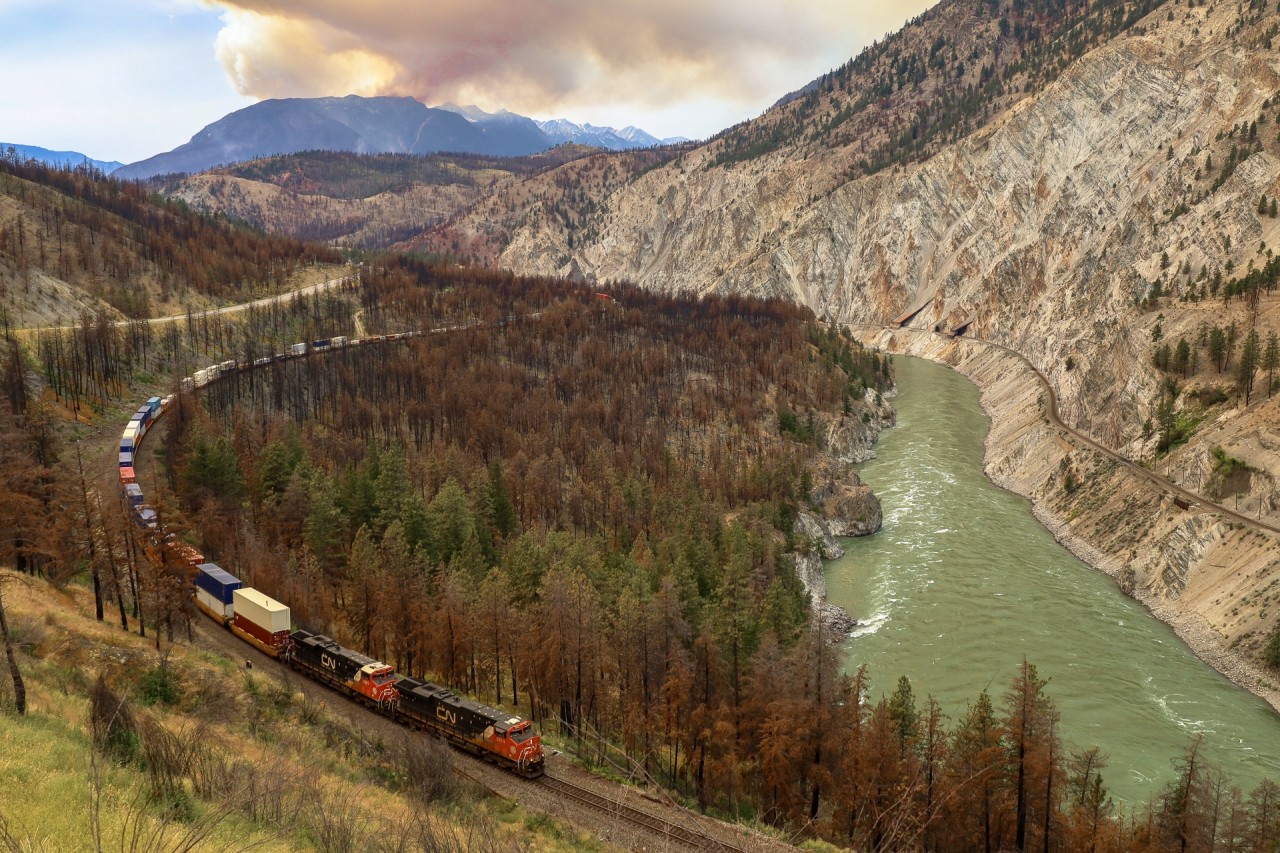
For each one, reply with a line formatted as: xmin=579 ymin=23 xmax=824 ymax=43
xmin=0 ymin=579 xmax=26 ymax=715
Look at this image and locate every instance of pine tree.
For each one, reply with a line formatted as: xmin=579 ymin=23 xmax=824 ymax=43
xmin=1004 ymin=659 xmax=1061 ymax=853
xmin=1263 ymin=331 xmax=1279 ymax=398
xmin=1238 ymin=328 xmax=1260 ymax=405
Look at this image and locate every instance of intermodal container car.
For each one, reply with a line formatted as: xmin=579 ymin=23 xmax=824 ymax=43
xmin=231 ymin=588 xmax=292 ymax=657
xmin=119 ymin=451 xmax=134 ymax=468
xmin=168 ymin=541 xmax=205 ymax=570
xmin=193 ymin=563 xmax=242 ymax=625
xmin=124 ymin=483 xmax=144 ymax=508
xmin=119 ymin=466 xmax=136 ymax=485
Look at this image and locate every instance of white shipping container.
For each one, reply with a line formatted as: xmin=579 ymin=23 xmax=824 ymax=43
xmin=122 ymin=424 xmax=139 ymax=439
xmin=195 ymin=587 xmax=233 ymax=621
xmin=232 ymin=588 xmax=291 ymax=634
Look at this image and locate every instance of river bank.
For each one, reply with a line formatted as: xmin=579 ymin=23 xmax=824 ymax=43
xmin=849 ymin=326 xmax=1280 ymax=716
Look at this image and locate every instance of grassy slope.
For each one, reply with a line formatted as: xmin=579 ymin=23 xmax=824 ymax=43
xmin=0 ymin=570 xmax=593 ymax=852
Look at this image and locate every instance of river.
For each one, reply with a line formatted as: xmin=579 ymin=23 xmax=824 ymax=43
xmin=825 ymin=355 xmax=1280 ymax=803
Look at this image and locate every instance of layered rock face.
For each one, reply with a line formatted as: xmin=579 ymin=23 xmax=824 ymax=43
xmin=492 ymin=4 xmax=1280 ymax=449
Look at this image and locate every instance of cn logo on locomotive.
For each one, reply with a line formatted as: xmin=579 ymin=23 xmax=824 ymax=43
xmin=436 ymin=707 xmax=458 ymax=725
xmin=321 ymin=652 xmax=337 ymax=671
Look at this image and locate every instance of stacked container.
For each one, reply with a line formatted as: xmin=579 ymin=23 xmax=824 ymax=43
xmin=193 ymin=563 xmax=242 ymax=625
xmin=231 ymin=588 xmax=292 ymax=657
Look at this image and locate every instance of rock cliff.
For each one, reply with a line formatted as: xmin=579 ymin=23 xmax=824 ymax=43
xmin=442 ymin=1 xmax=1278 ymax=455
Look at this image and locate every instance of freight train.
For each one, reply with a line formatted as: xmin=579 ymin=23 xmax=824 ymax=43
xmin=190 ymin=563 xmax=545 ymax=776
xmin=121 ymin=349 xmax=546 ymax=779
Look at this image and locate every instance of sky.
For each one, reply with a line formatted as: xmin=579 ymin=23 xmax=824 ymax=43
xmin=0 ymin=0 xmax=937 ymax=165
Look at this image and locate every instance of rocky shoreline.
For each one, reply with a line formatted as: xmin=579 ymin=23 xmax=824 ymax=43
xmin=852 ymin=326 xmax=1280 ymax=715
xmin=791 ymin=387 xmax=895 ymax=636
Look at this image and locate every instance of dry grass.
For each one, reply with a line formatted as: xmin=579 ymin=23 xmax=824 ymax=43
xmin=0 ymin=570 xmax=590 ymax=852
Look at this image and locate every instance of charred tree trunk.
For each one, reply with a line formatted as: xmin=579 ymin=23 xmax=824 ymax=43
xmin=0 ymin=586 xmax=26 ymax=715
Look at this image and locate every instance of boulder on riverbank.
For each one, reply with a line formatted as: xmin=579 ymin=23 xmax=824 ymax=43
xmin=807 ymin=455 xmax=884 ymax=537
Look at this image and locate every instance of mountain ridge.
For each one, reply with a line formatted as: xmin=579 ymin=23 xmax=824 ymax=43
xmin=114 ymin=96 xmax=683 ymax=180
xmin=1 ymin=142 xmax=122 ymax=174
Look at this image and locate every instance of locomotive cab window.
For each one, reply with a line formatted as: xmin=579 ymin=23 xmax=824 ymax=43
xmin=510 ymin=725 xmax=534 ymax=743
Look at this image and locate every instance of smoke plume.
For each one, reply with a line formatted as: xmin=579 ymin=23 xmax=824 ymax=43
xmin=209 ymin=0 xmax=935 ymax=123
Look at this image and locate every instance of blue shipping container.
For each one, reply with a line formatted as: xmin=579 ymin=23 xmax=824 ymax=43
xmin=194 ymin=563 xmax=242 ymax=604
xmin=124 ymin=483 xmax=143 ymax=507
xmin=136 ymin=406 xmax=152 ymax=423
xmin=146 ymin=396 xmax=162 ymax=415
xmin=119 ymin=451 xmax=134 ymax=468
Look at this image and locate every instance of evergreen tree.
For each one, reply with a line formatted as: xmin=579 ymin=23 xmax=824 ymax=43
xmin=1239 ymin=327 xmax=1260 ymax=405
xmin=426 ymin=478 xmax=474 ymax=567
xmin=1209 ymin=326 xmax=1228 ymax=372
xmin=1175 ymin=337 xmax=1192 ymax=377
xmin=182 ymin=434 xmax=244 ymax=505
xmin=486 ymin=460 xmax=517 ymax=540
xmin=888 ymin=674 xmax=920 ymax=756
xmin=305 ymin=469 xmax=348 ymax=573
xmin=1263 ymin=330 xmax=1279 ymax=398
xmin=1003 ymin=658 xmax=1061 ymax=853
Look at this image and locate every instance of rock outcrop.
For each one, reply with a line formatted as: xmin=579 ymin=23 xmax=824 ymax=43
xmin=791 ymin=399 xmax=892 ymax=635
xmin=445 ymin=3 xmax=1279 ymax=458
xmin=792 ymin=548 xmax=860 ymax=637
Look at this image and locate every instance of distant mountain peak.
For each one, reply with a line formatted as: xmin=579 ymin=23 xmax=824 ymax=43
xmin=114 ymin=95 xmax=687 ymax=180
xmin=2 ymin=142 xmax=122 ymax=174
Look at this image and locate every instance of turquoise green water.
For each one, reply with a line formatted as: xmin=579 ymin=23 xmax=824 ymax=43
xmin=826 ymin=355 xmax=1280 ymax=803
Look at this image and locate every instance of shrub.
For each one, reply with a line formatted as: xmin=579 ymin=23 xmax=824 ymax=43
xmin=1266 ymin=629 xmax=1280 ymax=668
xmin=90 ymin=675 xmax=139 ymax=765
xmin=138 ymin=660 xmax=182 ymax=707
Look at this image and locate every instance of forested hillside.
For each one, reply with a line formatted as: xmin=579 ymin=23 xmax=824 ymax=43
xmin=712 ymin=0 xmax=1165 ymax=173
xmin=144 ymin=262 xmax=899 ymax=825
xmin=0 ymin=154 xmax=339 ymax=326
xmin=154 ymin=144 xmax=681 ymax=251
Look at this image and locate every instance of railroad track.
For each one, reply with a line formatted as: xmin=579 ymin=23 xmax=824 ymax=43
xmin=539 ymin=773 xmax=753 ymax=853
xmin=852 ymin=322 xmax=1280 ymax=537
